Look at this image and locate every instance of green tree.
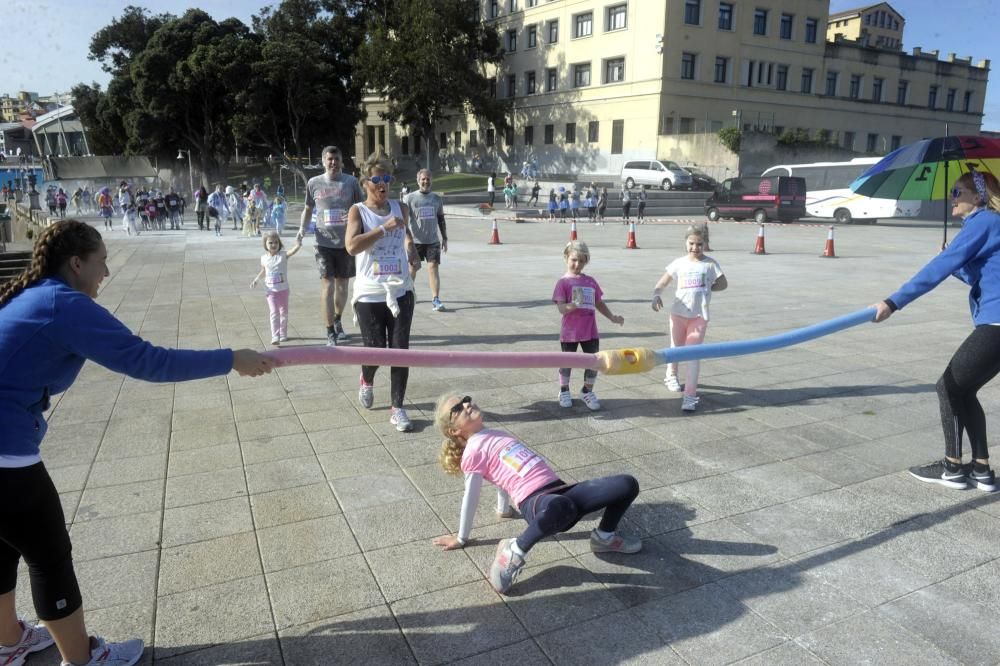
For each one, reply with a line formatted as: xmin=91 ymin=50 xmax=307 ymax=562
xmin=354 ymin=0 xmax=509 ymax=170
xmin=718 ymin=127 xmax=742 ymax=154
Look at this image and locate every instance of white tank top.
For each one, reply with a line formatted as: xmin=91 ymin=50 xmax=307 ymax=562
xmin=354 ymin=200 xmax=410 ymax=302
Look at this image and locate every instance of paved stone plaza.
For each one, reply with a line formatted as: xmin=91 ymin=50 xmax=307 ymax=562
xmin=14 ymin=211 xmax=1000 ymax=665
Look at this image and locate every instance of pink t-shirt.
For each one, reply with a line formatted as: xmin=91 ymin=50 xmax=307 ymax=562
xmin=552 ymin=273 xmax=602 ymax=342
xmin=461 ymin=429 xmax=559 ymax=507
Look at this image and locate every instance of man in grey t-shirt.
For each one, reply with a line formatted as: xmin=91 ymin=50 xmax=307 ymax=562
xmin=297 ymin=145 xmax=365 ymax=345
xmin=405 ymin=169 xmax=448 ymax=311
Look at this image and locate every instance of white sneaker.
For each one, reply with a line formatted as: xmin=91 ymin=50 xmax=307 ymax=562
xmin=558 ymin=390 xmax=572 ymax=408
xmin=580 ymin=391 xmax=601 ymax=411
xmin=0 ymin=620 xmax=54 ymax=666
xmin=682 ymin=395 xmax=699 ymax=412
xmin=270 ymin=336 xmax=280 ymax=346
xmin=390 ymin=407 xmax=413 ymax=432
xmin=60 ymin=636 xmax=144 ymax=666
xmin=664 ymin=375 xmax=682 ymax=392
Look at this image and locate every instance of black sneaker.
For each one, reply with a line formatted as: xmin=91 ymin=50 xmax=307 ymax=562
xmin=909 ymin=460 xmax=968 ymax=489
xmin=334 ymin=320 xmax=348 ymax=342
xmin=968 ymin=466 xmax=997 ymax=492
xmin=326 ymin=331 xmax=338 ymax=347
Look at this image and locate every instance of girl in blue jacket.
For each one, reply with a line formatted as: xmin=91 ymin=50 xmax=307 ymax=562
xmin=873 ymin=171 xmax=1000 ymax=492
xmin=0 ymin=221 xmax=276 ymax=666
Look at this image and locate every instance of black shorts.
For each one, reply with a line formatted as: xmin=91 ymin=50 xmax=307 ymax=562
xmin=414 ymin=243 xmax=442 ymax=264
xmin=315 ymin=246 xmax=356 ymax=280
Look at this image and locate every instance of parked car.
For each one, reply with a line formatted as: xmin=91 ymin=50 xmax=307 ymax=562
xmin=704 ymin=176 xmax=807 ymax=223
xmin=621 ymin=160 xmax=692 ymax=191
xmin=685 ymin=167 xmax=719 ymax=192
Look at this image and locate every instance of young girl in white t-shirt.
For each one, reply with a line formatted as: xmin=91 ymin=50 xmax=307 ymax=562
xmin=251 ymin=231 xmax=303 ymax=345
xmin=651 ymin=226 xmax=728 ymax=412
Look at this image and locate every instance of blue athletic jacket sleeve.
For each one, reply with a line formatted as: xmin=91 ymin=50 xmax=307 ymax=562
xmin=888 ymin=209 xmax=1000 ymax=325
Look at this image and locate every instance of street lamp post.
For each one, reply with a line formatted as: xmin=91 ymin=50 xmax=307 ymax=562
xmin=176 ymin=149 xmax=193 ymax=195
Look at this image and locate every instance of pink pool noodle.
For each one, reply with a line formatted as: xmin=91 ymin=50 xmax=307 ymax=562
xmin=266 ymin=346 xmax=602 ymax=370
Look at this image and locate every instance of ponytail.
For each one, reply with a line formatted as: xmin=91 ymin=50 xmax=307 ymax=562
xmin=0 ymin=220 xmax=102 ymax=309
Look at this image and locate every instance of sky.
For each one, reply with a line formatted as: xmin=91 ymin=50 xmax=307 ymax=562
xmin=3 ymin=0 xmax=999 ymax=129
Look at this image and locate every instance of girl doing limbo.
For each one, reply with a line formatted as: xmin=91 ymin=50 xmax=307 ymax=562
xmin=252 ymin=231 xmax=303 ymax=346
xmin=432 ymin=395 xmax=641 ymax=594
xmin=0 ymin=221 xmax=275 ymax=666
xmin=652 ymin=226 xmax=727 ymax=412
xmin=874 ymin=171 xmax=1000 ymax=492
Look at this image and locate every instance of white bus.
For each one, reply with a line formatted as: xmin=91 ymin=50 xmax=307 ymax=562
xmin=761 ymin=157 xmax=919 ymax=223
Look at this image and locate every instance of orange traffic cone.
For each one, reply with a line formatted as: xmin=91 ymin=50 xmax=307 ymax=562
xmin=821 ymin=225 xmax=837 ymax=258
xmin=751 ymin=224 xmax=766 ymax=255
xmin=570 ymin=219 xmax=578 ymax=241
xmin=488 ymin=218 xmax=502 ymax=245
xmin=625 ymin=221 xmax=639 ymax=249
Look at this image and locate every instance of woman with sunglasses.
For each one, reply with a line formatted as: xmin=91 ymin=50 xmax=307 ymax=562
xmin=345 ymin=157 xmax=421 ymax=432
xmin=873 ymin=170 xmax=1000 ymax=491
xmin=432 ymin=394 xmax=641 ymax=594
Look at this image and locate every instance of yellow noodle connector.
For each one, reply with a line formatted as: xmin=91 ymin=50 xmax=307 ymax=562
xmin=595 ymin=348 xmax=659 ymax=375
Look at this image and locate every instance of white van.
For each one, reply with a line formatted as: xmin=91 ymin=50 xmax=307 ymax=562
xmin=621 ymin=160 xmax=692 ymax=191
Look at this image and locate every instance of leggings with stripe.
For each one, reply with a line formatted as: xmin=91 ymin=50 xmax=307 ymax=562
xmin=516 ymin=474 xmax=640 ymax=552
xmin=939 ymin=325 xmax=1000 ymax=461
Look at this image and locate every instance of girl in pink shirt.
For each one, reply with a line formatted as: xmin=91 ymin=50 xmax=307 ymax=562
xmin=432 ymin=394 xmax=641 ymax=594
xmin=552 ymin=241 xmax=624 ymax=411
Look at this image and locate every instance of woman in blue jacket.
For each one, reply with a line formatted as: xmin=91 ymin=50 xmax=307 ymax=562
xmin=873 ymin=171 xmax=1000 ymax=492
xmin=0 ymin=221 xmax=276 ymax=666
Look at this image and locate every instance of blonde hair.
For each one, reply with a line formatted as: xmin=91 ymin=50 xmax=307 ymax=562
xmin=684 ymin=225 xmax=706 ymax=241
xmin=262 ymin=230 xmax=283 ymax=252
xmin=435 ymin=393 xmax=468 ymax=475
xmin=563 ymin=240 xmax=590 ymax=264
xmin=956 ymin=171 xmax=1000 ymax=212
xmin=0 ymin=220 xmax=102 ymax=309
xmin=360 ymin=156 xmax=394 ymax=185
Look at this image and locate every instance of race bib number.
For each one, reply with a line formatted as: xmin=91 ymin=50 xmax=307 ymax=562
xmin=418 ymin=205 xmax=435 ymax=221
xmin=571 ymin=286 xmax=596 ymax=309
xmin=373 ymin=256 xmax=402 ymax=276
xmin=679 ymin=271 xmax=707 ymax=291
xmin=265 ymin=271 xmax=285 ymax=288
xmin=498 ymin=442 xmax=543 ymax=476
xmin=321 ymin=209 xmax=345 ymax=226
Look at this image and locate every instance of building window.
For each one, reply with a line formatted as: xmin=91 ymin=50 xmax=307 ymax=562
xmin=843 ymin=132 xmax=855 ymax=150
xmin=681 ymin=52 xmax=696 ymax=80
xmin=801 ymin=68 xmax=814 ymax=93
xmin=566 ymin=122 xmax=576 ymax=144
xmin=718 ymin=3 xmax=733 ymax=30
xmin=605 ymin=57 xmax=625 ymax=83
xmin=546 ymin=67 xmax=557 ymax=91
xmin=490 ymin=1 xmax=498 ymax=19
xmin=872 ymin=77 xmax=884 ymax=102
xmin=928 ymin=85 xmax=938 ymax=109
xmin=401 ymin=136 xmax=409 ymax=155
xmin=776 ymin=64 xmax=788 ymax=91
xmin=487 ymin=128 xmax=496 ymax=146
xmin=897 ymin=80 xmax=909 ymax=105
xmin=573 ymin=63 xmax=591 ymax=87
xmin=606 ymin=4 xmax=627 ymax=31
xmin=680 ymin=117 xmax=694 ymax=134
xmin=507 ymin=30 xmax=517 ymax=52
xmin=780 ymin=13 xmax=793 ymax=40
xmin=504 ymin=127 xmax=513 ymax=146
xmin=866 ymin=133 xmax=878 ymax=153
xmin=805 ymin=17 xmax=818 ymax=43
xmin=573 ymin=12 xmax=593 ymax=38
xmin=849 ymin=74 xmax=861 ymax=99
xmin=890 ymin=135 xmax=901 ymax=150
xmin=611 ymin=119 xmax=624 ymax=154
xmin=489 ymin=79 xmax=497 ymax=98
xmin=524 ymin=126 xmax=533 ymax=145
xmin=527 ymin=25 xmax=537 ymax=48
xmin=946 ymin=88 xmax=956 ymax=111
xmin=526 ymin=71 xmax=536 ymax=94
xmin=825 ymin=71 xmax=838 ymax=96
xmin=527 ymin=0 xmax=537 ymax=6
xmin=964 ymin=91 xmax=973 ymax=112
xmin=547 ymin=19 xmax=558 ymax=43
xmin=685 ymin=0 xmax=700 ymax=25
xmin=714 ymin=57 xmax=728 ymax=83
xmin=753 ymin=9 xmax=767 ymax=35
xmin=509 ymin=0 xmax=517 ymax=10
xmin=544 ymin=124 xmax=553 ymax=144
xmin=588 ymin=120 xmax=599 ymax=142
xmin=440 ymin=132 xmax=447 ymax=148
xmin=469 ymin=130 xmax=478 ymax=147
xmin=507 ymin=74 xmax=516 ymax=97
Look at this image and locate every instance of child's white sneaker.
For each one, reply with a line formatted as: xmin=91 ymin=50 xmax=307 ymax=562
xmin=558 ymin=390 xmax=572 ymax=408
xmin=681 ymin=395 xmax=699 ymax=412
xmin=664 ymin=375 xmax=682 ymax=392
xmin=580 ymin=391 xmax=601 ymax=411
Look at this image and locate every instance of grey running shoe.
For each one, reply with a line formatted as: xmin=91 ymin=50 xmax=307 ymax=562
xmin=390 ymin=407 xmax=413 ymax=432
xmin=0 ymin=620 xmax=54 ymax=666
xmin=968 ymin=465 xmax=997 ymax=492
xmin=60 ymin=636 xmax=144 ymax=666
xmin=489 ymin=538 xmax=526 ymax=594
xmin=909 ymin=460 xmax=968 ymax=489
xmin=590 ymin=529 xmax=642 ymax=554
xmin=358 ymin=380 xmax=374 ymax=409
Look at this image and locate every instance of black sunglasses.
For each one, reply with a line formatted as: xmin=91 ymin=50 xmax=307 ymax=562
xmin=449 ymin=396 xmax=472 ymax=418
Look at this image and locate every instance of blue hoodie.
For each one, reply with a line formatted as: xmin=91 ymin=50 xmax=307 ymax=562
xmin=0 ymin=277 xmax=233 ymax=459
xmin=889 ymin=208 xmax=1000 ymax=325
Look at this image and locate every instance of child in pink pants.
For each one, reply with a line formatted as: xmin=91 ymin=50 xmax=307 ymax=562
xmin=252 ymin=231 xmax=303 ymax=345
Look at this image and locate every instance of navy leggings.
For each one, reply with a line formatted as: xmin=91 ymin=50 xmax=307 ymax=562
xmin=516 ymin=474 xmax=640 ymax=552
xmin=938 ymin=325 xmax=1000 ymax=461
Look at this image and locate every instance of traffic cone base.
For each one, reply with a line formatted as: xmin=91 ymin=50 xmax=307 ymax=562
xmin=570 ymin=220 xmax=578 ymax=241
xmin=488 ymin=219 xmax=501 ymax=245
xmin=625 ymin=221 xmax=639 ymax=249
xmin=821 ymin=225 xmax=837 ymax=258
xmin=751 ymin=224 xmax=766 ymax=255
